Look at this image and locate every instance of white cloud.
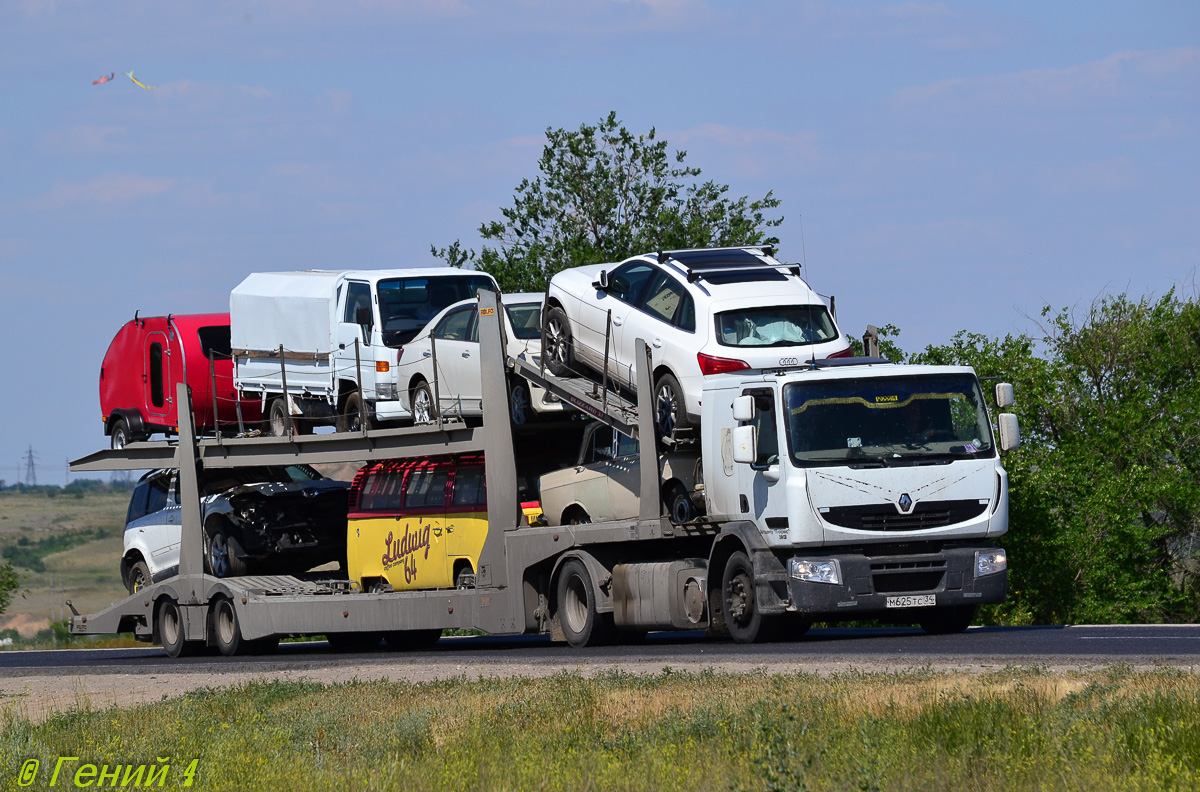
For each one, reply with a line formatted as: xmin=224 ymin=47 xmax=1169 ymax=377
xmin=24 ymin=174 xmax=174 ymax=210
xmin=674 ymin=123 xmax=821 ymax=178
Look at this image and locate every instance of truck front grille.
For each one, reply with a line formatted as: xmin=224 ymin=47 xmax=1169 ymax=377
xmin=870 ymin=559 xmax=947 ymax=593
xmin=821 ymin=499 xmax=987 ymax=531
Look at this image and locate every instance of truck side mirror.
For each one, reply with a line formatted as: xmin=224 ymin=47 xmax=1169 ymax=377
xmin=998 ymin=413 xmax=1021 ymax=451
xmin=355 ymin=305 xmax=372 ymax=326
xmin=733 ymin=424 xmax=757 ymax=464
xmin=732 ymin=395 xmax=755 ymax=422
xmin=995 ymin=382 xmax=1015 ymax=408
xmin=592 ymin=270 xmax=609 ymax=291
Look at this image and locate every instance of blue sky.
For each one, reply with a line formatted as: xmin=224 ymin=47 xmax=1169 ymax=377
xmin=1 ymin=1 xmax=1197 ymax=482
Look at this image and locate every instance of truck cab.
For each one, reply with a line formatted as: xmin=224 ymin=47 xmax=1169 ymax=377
xmin=701 ymin=358 xmax=1015 ymax=639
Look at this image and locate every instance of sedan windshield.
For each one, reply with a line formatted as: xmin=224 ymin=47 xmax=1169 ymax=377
xmin=784 ymin=373 xmax=995 ymax=466
xmin=377 ymin=275 xmax=494 ymax=347
xmin=716 ymin=305 xmax=838 ymax=348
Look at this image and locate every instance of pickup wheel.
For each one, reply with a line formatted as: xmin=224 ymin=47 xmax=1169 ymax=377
xmin=126 ymin=559 xmax=151 ymax=595
xmin=556 ymin=559 xmax=613 ymax=648
xmin=411 ymin=380 xmax=437 ymax=425
xmin=542 ymin=306 xmax=574 ymax=377
xmin=722 ymin=551 xmax=780 ymax=644
xmin=158 ymin=599 xmax=200 ymax=658
xmin=653 ymin=371 xmax=691 ymax=439
xmin=919 ymin=605 xmax=977 ymax=635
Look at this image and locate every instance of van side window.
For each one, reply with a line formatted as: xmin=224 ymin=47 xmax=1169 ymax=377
xmin=144 ymin=474 xmax=171 ymax=516
xmin=127 ymin=481 xmax=151 ymax=523
xmin=404 ymin=469 xmax=449 ymax=509
xmin=149 ymin=342 xmax=164 ymax=407
xmin=451 ymin=467 xmax=486 ymax=507
xmin=359 ymin=471 xmax=403 ymax=512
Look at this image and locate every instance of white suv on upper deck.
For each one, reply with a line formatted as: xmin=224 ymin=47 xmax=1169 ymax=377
xmin=543 ymin=246 xmax=852 ymax=436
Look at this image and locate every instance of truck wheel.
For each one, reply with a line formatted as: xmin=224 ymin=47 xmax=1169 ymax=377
xmin=339 ymin=391 xmax=376 ymax=433
xmin=653 ymin=371 xmax=691 ymax=439
xmin=213 ymin=598 xmax=246 ymax=656
xmin=267 ymin=399 xmax=290 ymax=437
xmin=722 ymin=551 xmax=778 ymax=644
xmin=509 ymin=379 xmax=533 ymax=426
xmin=919 ymin=605 xmax=977 ymax=635
xmin=542 ymin=306 xmax=574 ymax=377
xmin=126 ymin=559 xmax=151 ymax=595
xmin=158 ymin=599 xmax=200 ymax=658
xmin=556 ymin=559 xmax=613 ymax=647
xmin=411 ymin=380 xmax=437 ymax=424
xmin=110 ymin=417 xmax=133 ymax=450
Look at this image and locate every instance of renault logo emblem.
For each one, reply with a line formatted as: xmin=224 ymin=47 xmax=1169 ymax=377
xmin=898 ymin=493 xmax=913 ymax=512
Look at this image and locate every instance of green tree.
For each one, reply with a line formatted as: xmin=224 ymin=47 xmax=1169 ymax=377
xmin=432 ymin=111 xmax=783 ymax=292
xmin=912 ymin=290 xmax=1200 ymax=624
xmin=0 ymin=560 xmax=19 ymax=616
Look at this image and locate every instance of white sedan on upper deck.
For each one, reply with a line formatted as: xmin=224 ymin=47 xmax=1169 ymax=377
xmin=542 ymin=246 xmax=853 ymax=437
xmin=396 ymin=293 xmax=569 ymax=425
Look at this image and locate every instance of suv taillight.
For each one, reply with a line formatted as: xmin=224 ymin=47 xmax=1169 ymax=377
xmin=827 ymin=345 xmax=854 ymax=359
xmin=698 ymin=352 xmax=751 ymax=376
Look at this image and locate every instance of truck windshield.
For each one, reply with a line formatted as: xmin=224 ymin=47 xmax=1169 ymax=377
xmin=715 ymin=305 xmax=838 ymax=348
xmin=783 ymin=373 xmax=995 ymax=467
xmin=376 ymin=275 xmax=495 ymax=347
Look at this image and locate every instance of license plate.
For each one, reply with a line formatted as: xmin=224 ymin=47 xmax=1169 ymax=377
xmin=886 ymin=594 xmax=936 ymax=608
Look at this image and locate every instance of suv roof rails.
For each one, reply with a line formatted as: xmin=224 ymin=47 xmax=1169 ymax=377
xmin=650 ymin=246 xmax=800 ymax=284
xmin=655 ymin=244 xmax=775 ymax=263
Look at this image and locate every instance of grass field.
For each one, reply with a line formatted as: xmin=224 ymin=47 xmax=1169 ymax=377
xmin=0 ymin=491 xmax=131 ymax=634
xmin=3 ymin=667 xmax=1198 ymax=791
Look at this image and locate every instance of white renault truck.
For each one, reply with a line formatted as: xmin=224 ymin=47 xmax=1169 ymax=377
xmin=69 ymin=290 xmax=1017 ymax=655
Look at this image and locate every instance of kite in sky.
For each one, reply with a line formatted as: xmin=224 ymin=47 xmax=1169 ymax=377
xmin=123 ymin=70 xmax=155 ymax=90
xmin=92 ymin=73 xmax=115 ymax=85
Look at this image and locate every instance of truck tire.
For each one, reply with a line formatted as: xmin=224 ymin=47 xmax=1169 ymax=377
xmin=556 ymin=559 xmax=613 ymax=648
xmin=653 ymin=371 xmax=691 ymax=439
xmin=411 ymin=380 xmax=437 ymax=425
xmin=919 ymin=605 xmax=977 ymax=635
xmin=158 ymin=599 xmax=200 ymax=658
xmin=542 ymin=306 xmax=574 ymax=377
xmin=213 ymin=598 xmax=245 ymax=656
xmin=722 ymin=551 xmax=780 ymax=644
xmin=339 ymin=391 xmax=376 ymax=433
xmin=267 ymin=398 xmax=290 ymax=437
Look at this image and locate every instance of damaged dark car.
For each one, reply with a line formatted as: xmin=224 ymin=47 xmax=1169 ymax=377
xmin=121 ymin=465 xmax=350 ymax=592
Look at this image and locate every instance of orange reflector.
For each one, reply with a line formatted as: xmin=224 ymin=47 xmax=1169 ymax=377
xmin=376 ymin=361 xmax=390 ymax=372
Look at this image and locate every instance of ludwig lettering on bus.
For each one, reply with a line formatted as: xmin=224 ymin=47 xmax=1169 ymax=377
xmin=382 ymin=525 xmax=432 ymax=584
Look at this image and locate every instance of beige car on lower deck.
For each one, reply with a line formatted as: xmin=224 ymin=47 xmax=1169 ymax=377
xmin=538 ymin=421 xmax=704 ymax=526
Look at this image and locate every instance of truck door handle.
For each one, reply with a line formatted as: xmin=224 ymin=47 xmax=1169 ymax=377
xmin=612 ymin=318 xmax=623 ymax=327
xmin=423 ymin=351 xmax=431 ymax=357
xmin=652 ymin=339 xmax=663 ymax=349
xmin=461 ymin=352 xmax=471 ymax=358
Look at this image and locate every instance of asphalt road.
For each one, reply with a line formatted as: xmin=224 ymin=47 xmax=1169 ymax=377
xmin=3 ymin=625 xmax=1199 ymax=675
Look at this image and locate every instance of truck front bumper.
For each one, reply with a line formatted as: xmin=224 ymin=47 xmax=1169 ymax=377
xmin=784 ymin=544 xmax=1007 ymax=620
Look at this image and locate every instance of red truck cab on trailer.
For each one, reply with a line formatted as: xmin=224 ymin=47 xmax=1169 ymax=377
xmin=100 ymin=313 xmax=262 ymax=448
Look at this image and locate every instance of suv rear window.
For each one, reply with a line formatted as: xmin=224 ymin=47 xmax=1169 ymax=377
xmin=715 ymin=305 xmax=838 ymax=348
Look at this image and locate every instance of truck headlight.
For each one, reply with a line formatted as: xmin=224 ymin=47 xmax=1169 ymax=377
xmin=376 ymin=382 xmax=397 ymax=400
xmin=789 ymin=558 xmax=842 ymax=585
xmin=975 ymin=550 xmax=1007 ymax=577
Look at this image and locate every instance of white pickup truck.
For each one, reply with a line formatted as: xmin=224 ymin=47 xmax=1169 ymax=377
xmin=231 ymin=268 xmax=496 ymax=433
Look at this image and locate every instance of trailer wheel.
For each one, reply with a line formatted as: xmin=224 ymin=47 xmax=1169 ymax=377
xmin=126 ymin=559 xmax=151 ymax=595
xmin=542 ymin=306 xmax=574 ymax=377
xmin=158 ymin=599 xmax=200 ymax=658
xmin=722 ymin=551 xmax=779 ymax=644
xmin=213 ymin=598 xmax=246 ymax=656
xmin=411 ymin=380 xmax=437 ymax=425
xmin=110 ymin=417 xmax=132 ymax=450
xmin=919 ymin=605 xmax=977 ymax=635
xmin=556 ymin=559 xmax=613 ymax=648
